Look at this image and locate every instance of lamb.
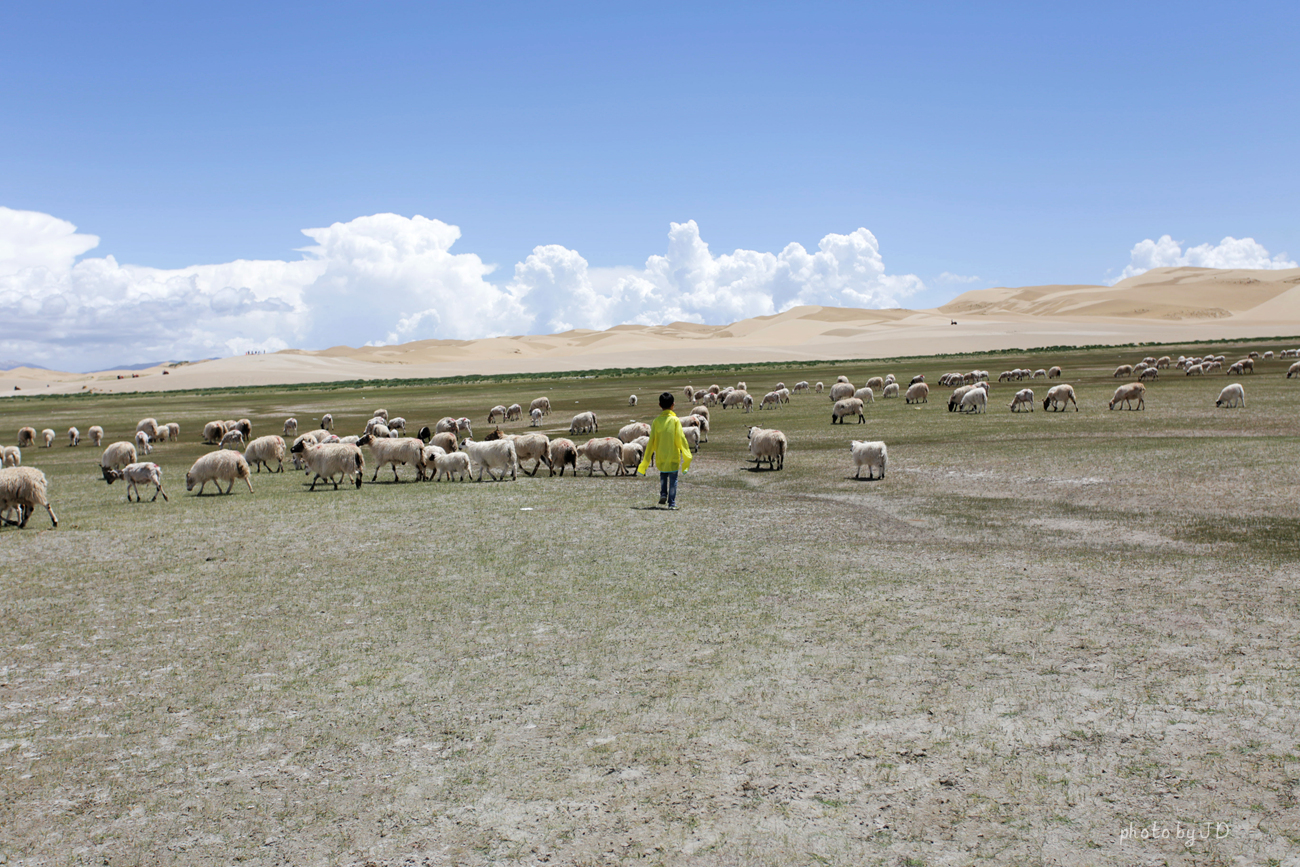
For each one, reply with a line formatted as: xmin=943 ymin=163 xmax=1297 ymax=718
xmin=185 ymin=450 xmax=254 ymax=495
xmin=2 ymin=446 xmax=18 ymax=467
xmin=1043 ymin=384 xmax=1079 ymax=411
xmin=853 ymin=387 xmax=874 ymax=404
xmin=747 ymin=426 xmax=787 ymax=470
xmin=488 ymin=405 xmax=509 ymax=423
xmin=243 ymin=435 xmax=287 ymax=473
xmin=578 ymin=437 xmax=624 ymax=476
xmin=40 ymin=429 xmax=55 ymax=448
xmin=507 ymin=404 xmax=523 ymax=421
xmin=460 ymin=437 xmax=518 ymax=481
xmin=0 ymin=467 xmax=58 ymax=528
xmin=1009 ymin=388 xmax=1035 ymax=412
xmin=101 ymin=441 xmax=138 ymax=471
xmin=284 ymin=417 xmax=298 ymax=437
xmin=436 ymin=450 xmax=471 ymax=481
xmin=509 ymin=433 xmax=552 ymax=476
xmin=358 ymin=432 xmax=427 ymax=482
xmin=219 ymin=429 xmax=245 ymax=450
xmin=530 ymin=396 xmax=552 ymax=417
xmin=865 ymin=376 xmax=884 ymax=391
xmin=68 ymin=427 xmax=80 ymax=446
xmin=17 ymin=427 xmax=36 ymax=448
xmin=883 ymin=383 xmax=900 ymax=399
xmin=203 ymin=421 xmax=227 ymax=444
xmin=103 ymin=462 xmax=169 ymax=502
xmin=320 ymin=413 xmax=334 ymax=431
xmin=628 ymin=395 xmax=638 ymax=407
xmin=723 ymin=389 xmax=752 ymax=409
xmin=530 ymin=408 xmax=543 ymax=426
xmin=1216 ymin=383 xmax=1246 ymax=408
xmin=135 ymin=430 xmax=154 ymax=455
xmin=88 ymin=425 xmax=104 ymax=446
xmin=958 ymin=387 xmax=987 ymax=413
xmin=905 ymin=383 xmax=929 ymax=404
xmin=290 ymin=440 xmax=365 ymax=490
xmin=849 ymin=440 xmax=887 ymax=480
xmin=681 ymin=426 xmax=701 ymax=453
xmin=828 ymin=382 xmax=855 ymax=402
xmin=1048 ymin=366 xmax=1062 ymax=379
xmin=548 ymin=438 xmax=579 ymax=476
xmin=1109 ymin=383 xmax=1146 ymax=410
xmin=831 ymin=397 xmax=866 ymax=424
xmin=619 ymin=422 xmax=651 ymax=442
xmin=569 ymin=411 xmax=598 ymax=435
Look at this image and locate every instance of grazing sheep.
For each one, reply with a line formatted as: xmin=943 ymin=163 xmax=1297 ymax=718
xmin=136 ymin=417 xmax=162 ymax=441
xmin=958 ymin=388 xmax=987 ymax=413
xmin=1156 ymin=356 xmax=1171 ymax=369
xmin=866 ymin=376 xmax=884 ymax=391
xmin=461 ymin=437 xmax=518 ymax=481
xmin=1264 ymin=351 xmax=1275 ymax=360
xmin=776 ymin=387 xmax=791 ymax=404
xmin=1113 ymin=364 xmax=1133 ymax=378
xmin=488 ymin=405 xmax=509 ymax=423
xmin=909 ymin=374 xmax=925 ymax=386
xmin=507 ymin=404 xmax=523 ymax=421
xmin=436 ymin=450 xmax=471 ymax=481
xmin=1216 ymin=383 xmax=1246 ymax=408
xmin=690 ymin=405 xmax=710 ymax=421
xmin=835 ymin=375 xmax=850 ymax=384
xmin=1248 ymin=351 xmax=1260 ymax=360
xmin=103 ymin=462 xmax=169 ymax=502
xmin=1009 ymin=388 xmax=1035 ymax=412
xmin=135 ymin=430 xmax=153 ymax=455
xmin=2 ymin=446 xmax=19 ymax=467
xmin=760 ymin=391 xmax=782 ymax=410
xmin=88 ymin=425 xmax=104 ymax=446
xmin=683 ymin=385 xmax=695 ymax=402
xmin=1043 ymin=384 xmax=1079 ymax=412
xmin=17 ymin=427 xmax=36 ymax=448
xmin=509 ymin=433 xmax=552 ymax=476
xmin=358 ymin=433 xmax=427 ymax=482
xmin=1240 ymin=358 xmax=1255 ymax=373
xmin=1032 ymin=369 xmax=1046 ymax=379
xmin=364 ymin=416 xmax=387 ymax=435
xmin=619 ymin=422 xmax=651 ymax=443
xmin=202 ymin=420 xmax=226 ymax=444
xmin=905 ymin=383 xmax=929 ymax=404
xmin=284 ymin=417 xmax=298 ymax=437
xmin=1139 ymin=366 xmax=1159 ymax=381
xmin=456 ymin=417 xmax=474 ymax=438
xmin=853 ymin=387 xmax=875 ymax=404
xmin=219 ymin=429 xmax=245 ymax=450
xmin=815 ymin=382 xmax=824 ymax=393
xmin=723 ymin=389 xmax=752 ymax=409
xmin=433 ymin=417 xmax=459 ymax=435
xmin=679 ymin=414 xmax=710 ymax=441
xmin=40 ymin=429 xmax=55 ymax=448
xmin=548 ymin=438 xmax=579 ymax=476
xmin=372 ymin=409 xmax=389 ymax=422
xmin=747 ymin=426 xmax=787 ymax=470
xmin=578 ymin=437 xmax=625 ymax=476
xmin=704 ymin=392 xmax=718 ymax=407
xmin=831 ymin=398 xmax=866 ymax=424
xmin=828 ymin=382 xmax=855 ymax=402
xmin=628 ymin=395 xmax=638 ymax=407
xmin=793 ymin=381 xmax=810 ymax=393
xmin=570 ymin=411 xmax=598 ymax=435
xmin=621 ymin=441 xmax=645 ymax=471
xmin=0 ymin=467 xmax=58 ymax=528
xmin=883 ymin=383 xmax=900 ymax=399
xmin=1109 ymin=383 xmax=1146 ymax=410
xmin=387 ymin=417 xmax=407 ymax=432
xmin=369 ymin=423 xmax=391 ymax=439
xmin=1048 ymin=366 xmax=1062 ymax=379
xmin=68 ymin=427 xmax=80 ymax=447
xmin=1287 ymin=361 xmax=1300 ymax=379
xmin=290 ymin=441 xmax=365 ymax=490
xmin=185 ymin=450 xmax=254 ymax=495
xmin=1187 ymin=363 xmax=1206 ymax=376
xmin=165 ymin=422 xmax=180 ymax=442
xmin=243 ymin=435 xmax=287 ymax=473
xmin=101 ymin=441 xmax=137 ymax=471
xmin=320 ymin=413 xmax=334 ymax=431
xmin=948 ymin=386 xmax=974 ymax=411
xmin=530 ymin=396 xmax=552 ymax=417
xmin=850 ymin=440 xmax=887 ymax=480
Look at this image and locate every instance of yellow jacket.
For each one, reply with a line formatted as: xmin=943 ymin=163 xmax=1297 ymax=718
xmin=637 ymin=409 xmax=693 ymax=474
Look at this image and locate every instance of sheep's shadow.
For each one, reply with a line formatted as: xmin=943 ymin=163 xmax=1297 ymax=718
xmin=847 ymin=475 xmax=885 ymax=482
xmin=742 ymin=463 xmax=783 ymax=473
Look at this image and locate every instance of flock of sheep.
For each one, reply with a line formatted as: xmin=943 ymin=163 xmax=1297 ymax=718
xmin=0 ymin=346 xmax=1291 ymax=527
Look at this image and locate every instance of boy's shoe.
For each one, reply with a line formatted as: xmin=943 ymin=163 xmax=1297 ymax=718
xmin=668 ymin=504 xmax=678 ymax=510
xmin=658 ymin=496 xmax=667 ymax=505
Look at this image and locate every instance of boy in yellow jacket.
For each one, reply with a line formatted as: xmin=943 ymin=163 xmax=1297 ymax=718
xmin=637 ymin=391 xmax=693 ymax=509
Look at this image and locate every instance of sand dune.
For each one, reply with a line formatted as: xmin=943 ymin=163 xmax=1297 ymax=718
xmin=7 ymin=266 xmax=1300 ymax=396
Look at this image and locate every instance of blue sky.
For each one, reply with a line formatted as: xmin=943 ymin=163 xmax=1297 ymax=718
xmin=2 ymin=2 xmax=1297 ymax=368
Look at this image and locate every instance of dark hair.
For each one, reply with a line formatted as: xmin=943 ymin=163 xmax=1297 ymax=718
xmin=659 ymin=391 xmax=675 ymax=409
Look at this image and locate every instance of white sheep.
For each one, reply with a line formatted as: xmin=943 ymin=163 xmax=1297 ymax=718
xmin=372 ymin=409 xmax=389 ymax=421
xmin=621 ymin=441 xmax=645 ymax=471
xmin=419 ymin=444 xmax=445 ymax=480
xmin=136 ymin=417 xmax=162 ymax=441
xmin=577 ymin=437 xmax=624 ymax=476
xmin=854 ymin=387 xmax=875 ymax=404
xmin=2 ymin=446 xmax=19 ymax=467
xmin=548 ymin=438 xmax=578 ymax=476
xmin=815 ymin=382 xmax=825 ymax=393
xmin=68 ymin=427 xmax=80 ymax=447
xmin=530 ymin=396 xmax=552 ymax=417
xmin=618 ymin=422 xmax=651 ymax=443
xmin=828 ymin=382 xmax=855 ymax=402
xmin=359 ymin=433 xmax=427 ymax=482
xmin=219 ymin=429 xmax=245 ymax=450
xmin=681 ymin=426 xmax=700 ymax=453
xmin=1043 ymin=384 xmax=1078 ymax=411
xmin=1109 ymin=383 xmax=1146 ymax=410
xmin=530 ymin=408 xmax=543 ymax=426
xmin=40 ymin=428 xmax=55 ymax=448
xmin=570 ymin=411 xmax=598 ymax=435
xmin=831 ymin=398 xmax=866 ymax=424
xmin=135 ymin=430 xmax=154 ymax=455
xmin=17 ymin=427 xmax=36 ymax=448
xmin=508 ymin=433 xmax=552 ymax=476
xmin=88 ymin=425 xmax=104 ymax=446
xmin=507 ymin=404 xmax=523 ymax=421
xmin=905 ymin=383 xmax=929 ymax=404
xmin=291 ymin=441 xmax=365 ymax=490
xmin=461 ymin=437 xmax=518 ymax=481
xmin=0 ymin=467 xmax=58 ymax=528
xmin=747 ymin=426 xmax=787 ymax=470
xmin=883 ymin=383 xmax=900 ymax=399
xmin=1009 ymin=388 xmax=1035 ymax=412
xmin=103 ymin=462 xmax=169 ymax=502
xmin=388 ymin=417 xmax=407 ymax=432
xmin=185 ymin=450 xmax=254 ymax=495
xmin=436 ymin=450 xmax=471 ymax=481
xmin=203 ymin=420 xmax=227 ymax=444
xmin=760 ymin=391 xmax=782 ymax=410
xmin=628 ymin=395 xmax=638 ymax=407
xmin=1216 ymin=383 xmax=1245 ymax=408
xmin=369 ymin=423 xmax=391 ymax=439
xmin=488 ymin=405 xmax=509 ymax=423
xmin=849 ymin=440 xmax=887 ymax=479
xmin=284 ymin=417 xmax=298 ymax=437
xmin=723 ymin=389 xmax=752 ymax=410
xmin=1048 ymin=366 xmax=1062 ymax=379
xmin=793 ymin=381 xmax=809 ymax=393
xmin=679 ymin=414 xmax=709 ymax=441
xmin=690 ymin=405 xmax=710 ymax=421
xmin=321 ymin=413 xmax=334 ymax=431
xmin=243 ymin=435 xmax=287 ymax=473
xmin=1139 ymin=367 xmax=1159 ymax=381
xmin=959 ymin=388 xmax=987 ymax=413
xmin=101 ymin=441 xmax=138 ymax=471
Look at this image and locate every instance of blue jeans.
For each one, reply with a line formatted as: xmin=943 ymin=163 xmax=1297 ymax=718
xmin=659 ymin=471 xmax=678 ymax=507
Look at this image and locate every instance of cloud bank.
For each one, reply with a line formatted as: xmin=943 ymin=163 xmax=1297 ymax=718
xmin=0 ymin=207 xmax=924 ymax=371
xmin=1113 ymin=235 xmax=1296 ymax=284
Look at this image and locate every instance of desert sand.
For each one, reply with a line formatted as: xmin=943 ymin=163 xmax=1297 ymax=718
xmin=6 ymin=266 xmax=1300 ymax=395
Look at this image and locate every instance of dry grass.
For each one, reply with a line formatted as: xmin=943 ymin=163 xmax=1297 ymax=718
xmin=3 ymin=342 xmax=1299 ymax=865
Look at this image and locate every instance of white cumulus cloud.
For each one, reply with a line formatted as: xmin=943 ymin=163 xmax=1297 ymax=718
xmin=0 ymin=208 xmax=924 ymax=371
xmin=1112 ymin=234 xmax=1297 ymax=284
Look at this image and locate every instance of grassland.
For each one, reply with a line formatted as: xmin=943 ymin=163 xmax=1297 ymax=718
xmin=3 ymin=340 xmax=1299 ymax=866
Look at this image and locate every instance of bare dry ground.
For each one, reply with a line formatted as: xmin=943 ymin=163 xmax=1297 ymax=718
xmin=3 ymin=342 xmax=1299 ymax=866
